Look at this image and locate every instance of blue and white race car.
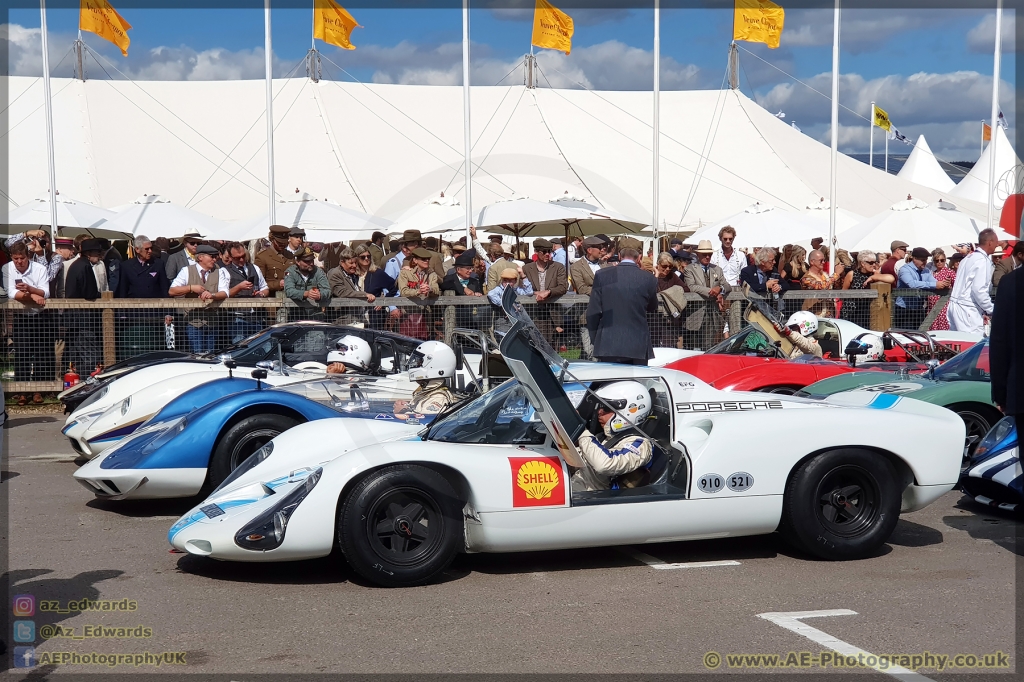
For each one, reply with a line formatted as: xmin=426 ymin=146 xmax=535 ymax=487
xmin=73 ymin=373 xmax=449 ymax=500
xmin=960 ymin=416 xmax=1020 ymax=513
xmin=166 ymin=289 xmax=965 ymax=587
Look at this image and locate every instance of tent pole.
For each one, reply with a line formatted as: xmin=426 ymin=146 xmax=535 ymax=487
xmin=39 ymin=0 xmax=59 ymax=241
xmin=884 ymin=133 xmax=888 ymax=174
xmin=987 ymin=0 xmax=1003 ymax=231
xmin=652 ymin=0 xmax=660 ymax=237
xmin=264 ymin=0 xmax=277 ymax=225
xmin=868 ymin=101 xmax=874 ymax=169
xmin=827 ymin=0 xmax=840 ymax=275
xmin=462 ymin=0 xmax=473 ymax=245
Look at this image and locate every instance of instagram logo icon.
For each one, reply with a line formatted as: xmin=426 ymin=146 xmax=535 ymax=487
xmin=12 ymin=595 xmax=35 ymax=617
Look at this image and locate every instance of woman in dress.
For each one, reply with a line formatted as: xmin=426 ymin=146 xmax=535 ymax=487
xmin=800 ymin=249 xmax=845 ymax=317
xmin=929 ymin=248 xmax=957 ymax=331
xmin=840 ymin=251 xmax=891 ymax=328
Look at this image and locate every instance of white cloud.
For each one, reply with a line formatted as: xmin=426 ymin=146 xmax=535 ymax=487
xmin=367 ymin=39 xmax=701 ymax=90
xmin=488 ymin=4 xmax=632 ymax=26
xmin=780 ymin=8 xmax=976 ymax=54
xmin=966 ymin=12 xmax=1017 ymax=53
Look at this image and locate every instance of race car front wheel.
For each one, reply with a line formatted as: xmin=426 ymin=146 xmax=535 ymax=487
xmin=339 ymin=465 xmax=463 ymax=587
xmin=780 ymin=449 xmax=900 ymax=560
xmin=208 ymin=414 xmax=300 ymax=488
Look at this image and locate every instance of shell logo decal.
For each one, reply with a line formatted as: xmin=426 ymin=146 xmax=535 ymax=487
xmin=509 ymin=456 xmax=566 ymax=507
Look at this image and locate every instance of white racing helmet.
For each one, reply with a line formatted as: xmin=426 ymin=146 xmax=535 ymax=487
xmin=408 ymin=341 xmax=456 ymax=381
xmin=595 ymin=381 xmax=652 ymax=433
xmin=786 ymin=311 xmax=818 ymax=337
xmin=847 ymin=333 xmax=885 ymax=365
xmin=327 ymin=335 xmax=371 ymax=371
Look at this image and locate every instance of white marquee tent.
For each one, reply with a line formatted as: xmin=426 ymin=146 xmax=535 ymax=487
xmin=4 ymin=76 xmax=990 ymax=233
xmin=896 ymin=135 xmax=956 ymax=193
xmin=948 ymin=125 xmax=1021 ymax=208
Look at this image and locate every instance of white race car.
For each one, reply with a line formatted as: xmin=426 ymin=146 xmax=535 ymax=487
xmin=169 ymin=290 xmax=964 ymax=587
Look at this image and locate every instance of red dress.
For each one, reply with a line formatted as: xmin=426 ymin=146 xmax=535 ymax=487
xmin=929 ymin=267 xmax=955 ymax=331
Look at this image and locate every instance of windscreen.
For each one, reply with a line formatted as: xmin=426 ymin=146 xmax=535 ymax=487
xmin=933 ymin=340 xmax=990 ymax=383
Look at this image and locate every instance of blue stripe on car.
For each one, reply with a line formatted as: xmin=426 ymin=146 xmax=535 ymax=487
xmin=167 ymin=498 xmax=259 ymax=542
xmin=867 ymin=394 xmax=901 ymax=410
xmin=981 ymin=455 xmax=1020 ymax=480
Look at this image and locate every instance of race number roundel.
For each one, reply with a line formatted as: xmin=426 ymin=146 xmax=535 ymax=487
xmin=509 ymin=456 xmax=566 ymax=507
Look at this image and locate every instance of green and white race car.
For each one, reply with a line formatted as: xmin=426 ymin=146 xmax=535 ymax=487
xmin=800 ymin=340 xmax=996 ymax=459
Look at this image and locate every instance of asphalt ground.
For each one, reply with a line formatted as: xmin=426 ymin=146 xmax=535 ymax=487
xmin=1 ymin=413 xmax=1020 ymax=679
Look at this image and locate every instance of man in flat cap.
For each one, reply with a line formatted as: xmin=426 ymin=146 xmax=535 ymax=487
xmin=254 ymin=225 xmax=295 ymax=295
xmin=164 ymin=230 xmax=205 ymax=281
xmin=569 ymin=235 xmax=609 ymax=358
xmin=284 ymin=246 xmax=332 ymax=319
xmin=441 ymin=250 xmax=485 ymax=329
xmin=522 ymin=238 xmax=568 ymax=344
xmin=168 ymin=244 xmax=231 ymax=353
xmin=286 ymin=227 xmax=306 ymax=256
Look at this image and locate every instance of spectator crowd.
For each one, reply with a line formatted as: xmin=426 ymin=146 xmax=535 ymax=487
xmin=1 ymin=221 xmax=1019 ymax=402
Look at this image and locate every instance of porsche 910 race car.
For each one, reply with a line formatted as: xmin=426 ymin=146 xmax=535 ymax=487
xmin=960 ymin=417 xmax=1020 ymax=513
xmin=62 ymin=324 xmax=425 ymax=458
xmin=74 ymin=374 xmax=441 ymax=500
xmin=666 ymin=302 xmax=978 ymax=394
xmin=168 ymin=288 xmax=964 ymax=587
xmin=799 ymin=340 xmax=997 ymax=458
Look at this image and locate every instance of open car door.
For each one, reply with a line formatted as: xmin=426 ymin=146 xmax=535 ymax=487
xmin=745 ymin=299 xmax=795 ymax=358
xmin=498 ymin=287 xmax=587 ymax=468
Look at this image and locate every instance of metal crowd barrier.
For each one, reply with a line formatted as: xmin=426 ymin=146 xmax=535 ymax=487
xmin=1 ymin=283 xmax=957 ymax=395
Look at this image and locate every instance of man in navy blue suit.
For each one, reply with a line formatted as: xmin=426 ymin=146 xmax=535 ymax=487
xmin=585 ymin=238 xmax=659 ymax=365
xmin=990 ymin=263 xmax=1022 ymax=426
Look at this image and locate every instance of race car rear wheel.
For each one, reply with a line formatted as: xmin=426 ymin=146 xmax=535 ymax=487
xmin=780 ymin=449 xmax=900 ymax=560
xmin=339 ymin=465 xmax=463 ymax=587
xmin=208 ymin=414 xmax=299 ymax=488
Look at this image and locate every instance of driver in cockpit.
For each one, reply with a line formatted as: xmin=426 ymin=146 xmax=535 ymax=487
xmin=326 ymin=335 xmax=373 ymax=374
xmin=572 ymin=381 xmax=653 ymax=491
xmin=393 ymin=341 xmax=457 ymax=420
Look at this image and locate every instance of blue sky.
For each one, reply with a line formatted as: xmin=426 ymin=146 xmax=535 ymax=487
xmin=3 ymin=4 xmax=1015 ymax=159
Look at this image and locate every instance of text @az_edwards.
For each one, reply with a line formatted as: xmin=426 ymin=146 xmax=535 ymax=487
xmin=40 ymin=624 xmax=152 ymax=640
xmin=703 ymin=650 xmax=1011 ymax=672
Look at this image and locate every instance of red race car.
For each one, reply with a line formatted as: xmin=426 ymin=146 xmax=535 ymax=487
xmin=666 ymin=304 xmax=978 ymax=395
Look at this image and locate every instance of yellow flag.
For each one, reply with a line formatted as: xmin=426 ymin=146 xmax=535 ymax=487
xmin=313 ymin=0 xmax=361 ymax=51
xmin=873 ymin=105 xmax=891 ymax=131
xmin=79 ymin=0 xmax=131 ymax=57
xmin=733 ymin=0 xmax=784 ymax=50
xmin=983 ymin=122 xmax=992 ymax=142
xmin=532 ymin=0 xmax=574 ymax=55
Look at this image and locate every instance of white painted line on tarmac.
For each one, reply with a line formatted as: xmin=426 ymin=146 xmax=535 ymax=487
xmin=758 ymin=610 xmax=935 ymax=682
xmin=13 ymin=453 xmax=79 ymax=463
xmin=622 ymin=548 xmax=741 ymax=570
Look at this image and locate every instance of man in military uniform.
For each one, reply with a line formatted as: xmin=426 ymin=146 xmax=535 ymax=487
xmin=287 ymin=227 xmax=305 ymax=256
xmin=253 ymin=225 xmax=294 ymax=294
xmin=384 ymin=229 xmax=445 ymax=282
xmin=367 ymin=231 xmax=387 ymax=268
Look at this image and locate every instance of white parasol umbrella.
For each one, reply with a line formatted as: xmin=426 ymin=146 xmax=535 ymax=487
xmin=98 ymin=195 xmax=229 ymax=239
xmin=3 ymin=194 xmax=123 ymax=238
xmin=475 ymin=197 xmax=647 ymax=239
xmin=688 ymin=202 xmax=822 ymax=249
xmin=836 ymin=197 xmax=1016 ymax=252
xmin=390 ymin=194 xmax=466 ymax=236
xmin=225 ymin=192 xmax=393 ymax=243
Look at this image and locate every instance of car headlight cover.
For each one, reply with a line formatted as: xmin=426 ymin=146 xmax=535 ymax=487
xmin=234 ymin=467 xmax=322 ymax=551
xmin=140 ymin=417 xmax=187 ymax=455
xmin=120 ymin=396 xmax=131 ymax=416
xmin=972 ymin=416 xmax=1017 ymax=461
xmin=76 ymin=385 xmax=109 ymax=412
xmin=210 ymin=442 xmax=274 ymax=496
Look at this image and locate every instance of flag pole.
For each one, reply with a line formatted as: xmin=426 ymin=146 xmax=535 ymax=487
xmin=987 ymin=0 xmax=1003 ymax=231
xmin=868 ymin=101 xmax=874 ymax=169
xmin=39 ymin=0 xmax=59 ymax=241
xmin=652 ymin=0 xmax=660 ymax=236
xmin=827 ymin=0 xmax=840 ymax=274
xmin=264 ymin=0 xmax=277 ymax=225
xmin=462 ymin=0 xmax=473 ymax=244
xmin=884 ymin=130 xmax=888 ymax=173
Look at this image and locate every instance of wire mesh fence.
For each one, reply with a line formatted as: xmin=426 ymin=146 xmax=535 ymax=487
xmin=0 ymin=284 xmax=959 ymax=393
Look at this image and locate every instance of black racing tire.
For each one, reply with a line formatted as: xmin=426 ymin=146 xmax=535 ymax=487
xmin=339 ymin=465 xmax=463 ymax=587
xmin=948 ymin=403 xmax=1000 ymax=460
xmin=208 ymin=414 xmax=299 ymax=488
xmin=780 ymin=449 xmax=900 ymax=560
